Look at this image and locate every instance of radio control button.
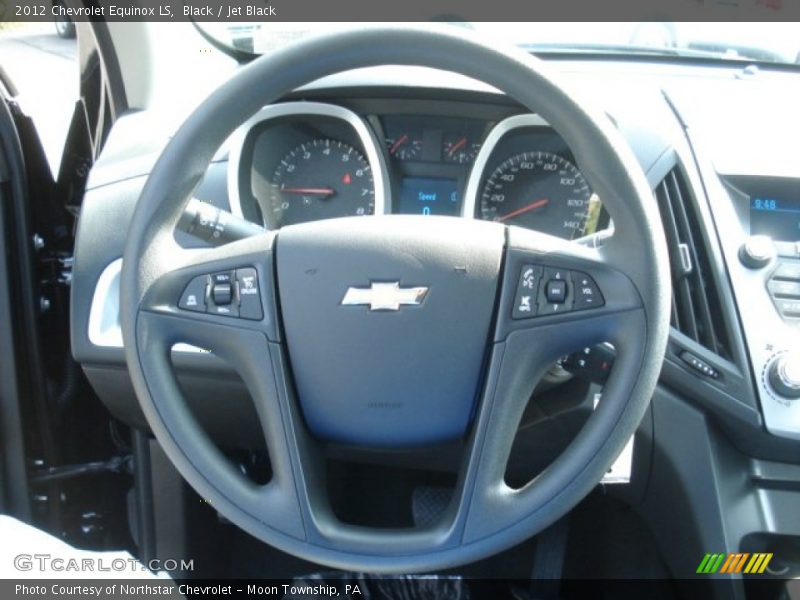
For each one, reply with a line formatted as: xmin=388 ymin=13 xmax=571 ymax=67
xmin=740 ymin=235 xmax=775 ymax=269
xmin=773 ymin=262 xmax=800 ymax=281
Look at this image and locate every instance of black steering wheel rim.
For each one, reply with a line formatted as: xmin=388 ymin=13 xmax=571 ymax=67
xmin=121 ymin=25 xmax=670 ymax=572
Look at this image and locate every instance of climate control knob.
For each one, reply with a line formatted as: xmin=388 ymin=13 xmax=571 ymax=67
xmin=768 ymin=353 xmax=800 ymax=399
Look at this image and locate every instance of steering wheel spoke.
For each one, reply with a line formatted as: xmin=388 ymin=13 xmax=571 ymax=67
xmin=441 ymin=226 xmax=648 ymax=544
xmin=132 ymin=231 xmax=311 ymax=538
xmin=462 ymin=310 xmax=647 ymax=546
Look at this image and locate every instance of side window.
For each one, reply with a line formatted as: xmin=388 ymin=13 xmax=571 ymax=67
xmin=0 ymin=22 xmax=78 ymax=176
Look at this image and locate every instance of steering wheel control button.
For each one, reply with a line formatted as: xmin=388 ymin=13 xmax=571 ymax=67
xmin=207 ymin=271 xmax=239 ymax=317
xmin=512 ymin=265 xmax=543 ymax=319
xmin=211 ymin=271 xmax=234 ymax=285
xmin=179 ymin=276 xmax=208 ymax=313
xmin=545 ymin=279 xmax=567 ymax=303
xmin=572 ymin=271 xmax=605 ymax=310
xmin=511 ymin=265 xmax=606 ymax=318
xmin=235 ymin=268 xmax=263 ymax=320
xmin=177 ymin=268 xmax=261 ymax=319
xmin=538 ymin=268 xmax=572 ymax=315
xmin=212 ymin=283 xmax=233 ymax=305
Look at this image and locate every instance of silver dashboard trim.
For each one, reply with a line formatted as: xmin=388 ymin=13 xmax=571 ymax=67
xmin=462 ymin=113 xmax=550 ymax=220
xmin=88 ymin=258 xmax=124 ymax=348
xmin=88 ymin=258 xmax=203 ymax=353
xmin=691 ymin=152 xmax=800 ymax=439
xmin=226 ymin=101 xmax=391 ymax=227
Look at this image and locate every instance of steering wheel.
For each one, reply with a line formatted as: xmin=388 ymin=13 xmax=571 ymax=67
xmin=120 ymin=26 xmax=670 ymax=573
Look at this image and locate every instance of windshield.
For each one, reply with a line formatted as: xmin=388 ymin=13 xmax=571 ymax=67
xmin=202 ymin=22 xmax=800 ymax=66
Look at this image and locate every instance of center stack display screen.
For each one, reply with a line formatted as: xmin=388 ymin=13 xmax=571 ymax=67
xmin=751 ymin=197 xmax=800 ymax=241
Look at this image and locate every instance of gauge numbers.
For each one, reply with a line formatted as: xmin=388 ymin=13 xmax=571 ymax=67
xmin=480 ymin=151 xmax=599 ymax=239
xmin=266 ymin=139 xmax=374 ymax=229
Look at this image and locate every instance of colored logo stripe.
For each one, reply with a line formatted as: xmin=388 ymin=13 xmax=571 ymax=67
xmin=697 ymin=553 xmax=773 ymax=574
xmin=720 ymin=553 xmax=748 ymax=573
xmin=697 ymin=554 xmax=725 ymax=574
xmin=745 ymin=553 xmax=772 ymax=574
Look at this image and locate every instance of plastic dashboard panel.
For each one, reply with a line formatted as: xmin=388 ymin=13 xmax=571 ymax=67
xmin=71 ymin=72 xmax=788 ymax=460
xmin=66 ymin=61 xmax=800 ymax=587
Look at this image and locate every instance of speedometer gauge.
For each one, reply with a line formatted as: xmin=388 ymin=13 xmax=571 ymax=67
xmin=265 ymin=138 xmax=374 ymax=229
xmin=479 ymin=151 xmax=599 ymax=239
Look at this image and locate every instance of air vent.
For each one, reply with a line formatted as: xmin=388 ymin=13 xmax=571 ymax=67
xmin=655 ymin=168 xmax=731 ymax=360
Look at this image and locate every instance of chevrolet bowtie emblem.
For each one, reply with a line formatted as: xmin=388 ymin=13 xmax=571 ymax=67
xmin=341 ymin=282 xmax=429 ymax=311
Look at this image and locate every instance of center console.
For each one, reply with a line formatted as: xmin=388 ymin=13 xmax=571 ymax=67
xmin=717 ymin=175 xmax=800 ymax=439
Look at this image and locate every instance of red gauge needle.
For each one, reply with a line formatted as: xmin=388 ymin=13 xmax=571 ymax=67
xmin=448 ymin=137 xmax=467 ymax=155
xmin=497 ymin=198 xmax=550 ymax=222
xmin=280 ymin=186 xmax=335 ymax=197
xmin=389 ymin=134 xmax=409 ymax=155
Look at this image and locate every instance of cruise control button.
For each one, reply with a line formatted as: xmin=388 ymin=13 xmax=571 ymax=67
xmin=212 ymin=283 xmax=233 ymax=305
xmin=572 ymin=271 xmax=604 ymax=310
xmin=207 ymin=271 xmax=239 ymax=316
xmin=208 ymin=301 xmax=239 ymax=318
xmin=206 ymin=275 xmax=237 ymax=317
xmin=179 ymin=276 xmax=207 ymax=313
xmin=236 ymin=268 xmax=263 ymax=321
xmin=512 ymin=265 xmax=543 ymax=319
xmin=211 ymin=271 xmax=234 ymax=285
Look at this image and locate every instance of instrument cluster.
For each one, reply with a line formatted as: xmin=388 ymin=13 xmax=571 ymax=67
xmin=228 ymin=102 xmax=608 ymax=241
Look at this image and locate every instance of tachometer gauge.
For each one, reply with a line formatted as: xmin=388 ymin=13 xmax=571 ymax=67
xmin=479 ymin=151 xmax=598 ymax=239
xmin=266 ymin=139 xmax=374 ymax=229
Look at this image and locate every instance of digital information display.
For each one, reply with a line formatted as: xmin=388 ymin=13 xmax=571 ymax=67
xmin=398 ymin=177 xmax=460 ymax=216
xmin=751 ymin=197 xmax=800 ymax=241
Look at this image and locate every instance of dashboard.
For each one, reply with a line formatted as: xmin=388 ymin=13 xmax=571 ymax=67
xmin=32 ymin=29 xmax=800 ymax=589
xmin=71 ymin=62 xmax=800 ymax=459
xmin=63 ymin=56 xmax=800 ymax=587
xmin=227 ymin=101 xmax=608 ymax=239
